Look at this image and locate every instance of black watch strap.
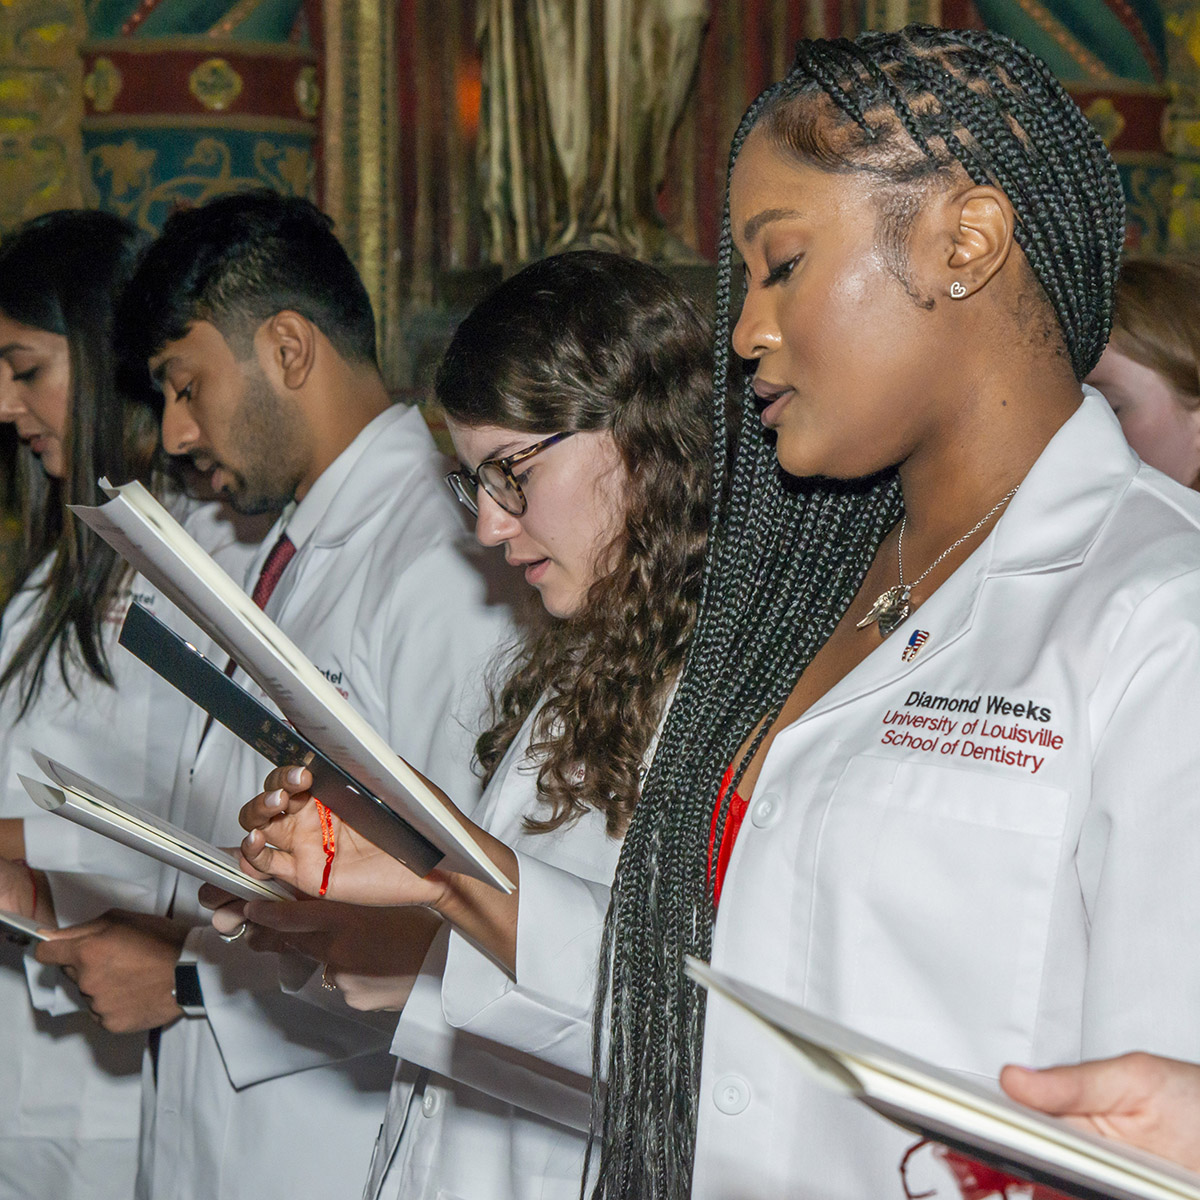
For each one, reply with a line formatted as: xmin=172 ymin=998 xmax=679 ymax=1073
xmin=173 ymin=962 xmax=205 ymax=1016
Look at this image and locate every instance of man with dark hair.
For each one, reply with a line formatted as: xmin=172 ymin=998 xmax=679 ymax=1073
xmin=37 ymin=190 xmax=516 ymax=1200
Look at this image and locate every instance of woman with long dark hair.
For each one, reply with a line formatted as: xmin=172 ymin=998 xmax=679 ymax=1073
xmin=0 ymin=209 xmax=229 ymax=1200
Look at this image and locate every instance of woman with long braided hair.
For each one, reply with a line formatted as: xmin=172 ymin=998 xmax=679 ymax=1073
xmin=589 ymin=22 xmax=1200 ymax=1200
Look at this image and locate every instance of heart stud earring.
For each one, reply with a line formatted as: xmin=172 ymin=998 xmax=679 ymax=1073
xmin=949 ymin=281 xmax=967 ymax=299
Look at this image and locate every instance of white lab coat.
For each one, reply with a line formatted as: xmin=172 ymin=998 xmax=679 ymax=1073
xmin=429 ymin=394 xmax=1200 ymax=1199
xmin=139 ymin=405 xmax=518 ymax=1200
xmin=365 ymin=705 xmax=623 ymax=1200
xmin=0 ymin=500 xmax=259 ymax=1200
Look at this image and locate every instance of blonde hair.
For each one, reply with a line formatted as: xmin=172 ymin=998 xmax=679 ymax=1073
xmin=1108 ymin=257 xmax=1200 ymax=408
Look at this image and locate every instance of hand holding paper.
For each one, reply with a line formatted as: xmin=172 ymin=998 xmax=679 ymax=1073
xmin=686 ymin=959 xmax=1200 ymax=1200
xmin=1002 ymin=1056 xmax=1200 ymax=1176
xmin=240 ymin=765 xmax=447 ymax=908
xmin=37 ymin=911 xmax=189 ymax=1033
xmin=242 ymin=764 xmax=522 ymax=974
xmin=75 ymin=480 xmax=511 ymax=889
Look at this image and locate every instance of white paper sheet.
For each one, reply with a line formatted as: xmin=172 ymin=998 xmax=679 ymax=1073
xmin=23 ymin=755 xmax=292 ymax=904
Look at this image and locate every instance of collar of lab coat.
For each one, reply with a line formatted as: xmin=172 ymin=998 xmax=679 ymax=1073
xmin=788 ymin=387 xmax=1137 ymax=725
xmin=273 ymin=403 xmax=439 ymax=554
xmin=985 ymin=386 xmax=1136 ymax=578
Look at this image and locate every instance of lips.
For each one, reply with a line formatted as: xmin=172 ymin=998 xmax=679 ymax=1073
xmin=508 ymin=556 xmax=550 ymax=585
xmin=752 ymin=377 xmax=793 ymax=404
xmin=752 ymin=377 xmax=795 ymax=427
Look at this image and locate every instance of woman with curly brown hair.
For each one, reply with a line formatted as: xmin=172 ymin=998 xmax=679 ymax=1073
xmin=219 ymin=249 xmax=712 ymax=1200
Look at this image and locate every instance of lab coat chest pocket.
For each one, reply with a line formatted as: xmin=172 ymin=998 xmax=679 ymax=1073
xmin=807 ymin=755 xmax=1069 ymax=1076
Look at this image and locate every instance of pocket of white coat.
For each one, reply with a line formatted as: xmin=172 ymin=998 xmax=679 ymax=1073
xmin=806 ymin=754 xmax=1069 ymax=1076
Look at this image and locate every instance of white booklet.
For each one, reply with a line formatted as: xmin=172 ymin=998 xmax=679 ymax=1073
xmin=73 ymin=479 xmax=511 ymax=891
xmin=22 ymin=754 xmax=292 ymax=905
xmin=686 ymin=959 xmax=1200 ymax=1200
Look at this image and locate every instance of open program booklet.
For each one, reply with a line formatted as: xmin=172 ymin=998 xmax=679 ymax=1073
xmin=22 ymin=754 xmax=292 ymax=905
xmin=73 ymin=479 xmax=511 ymax=891
xmin=686 ymin=959 xmax=1200 ymax=1200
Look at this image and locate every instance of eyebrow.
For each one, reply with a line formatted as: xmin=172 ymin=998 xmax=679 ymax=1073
xmin=741 ymin=207 xmax=803 ymax=245
xmin=480 ymin=439 xmax=526 ymax=462
xmin=0 ymin=342 xmax=33 ymax=357
xmin=149 ymin=355 xmax=177 ymax=386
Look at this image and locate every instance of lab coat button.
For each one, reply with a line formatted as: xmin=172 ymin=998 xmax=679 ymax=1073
xmin=713 ymin=1074 xmax=751 ymax=1115
xmin=750 ymin=793 xmax=781 ymax=829
xmin=421 ymin=1088 xmax=442 ymax=1117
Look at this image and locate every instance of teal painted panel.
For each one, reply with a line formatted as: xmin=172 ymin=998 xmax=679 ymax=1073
xmin=1117 ymin=158 xmax=1173 ymax=251
xmin=973 ymin=0 xmax=1160 ymax=84
xmin=86 ymin=0 xmax=303 ymax=40
xmin=83 ymin=124 xmax=314 ymax=233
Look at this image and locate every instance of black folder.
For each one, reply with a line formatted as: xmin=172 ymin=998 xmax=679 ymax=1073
xmin=119 ymin=602 xmax=443 ymax=878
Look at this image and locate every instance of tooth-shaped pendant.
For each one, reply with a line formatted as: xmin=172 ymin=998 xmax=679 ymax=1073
xmin=857 ymin=585 xmax=911 ymax=638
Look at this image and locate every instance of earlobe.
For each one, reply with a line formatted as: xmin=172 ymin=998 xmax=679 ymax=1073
xmin=944 ymin=186 xmax=1015 ymax=300
xmin=259 ymin=311 xmax=316 ymax=390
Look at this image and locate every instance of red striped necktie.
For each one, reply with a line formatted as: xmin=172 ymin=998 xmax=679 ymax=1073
xmin=198 ymin=531 xmax=296 ymax=748
xmin=250 ymin=533 xmax=297 ymax=611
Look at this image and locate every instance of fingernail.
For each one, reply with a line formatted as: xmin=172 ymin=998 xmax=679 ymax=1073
xmin=267 ymin=789 xmax=286 ymax=809
xmin=286 ymin=767 xmax=305 ymax=786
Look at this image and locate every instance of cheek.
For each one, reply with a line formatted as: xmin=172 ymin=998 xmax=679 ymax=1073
xmin=24 ymin=370 xmax=70 ymax=437
xmin=1120 ymin=399 xmax=1200 ymax=483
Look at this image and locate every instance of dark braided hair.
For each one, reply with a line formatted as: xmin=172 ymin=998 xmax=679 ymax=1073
xmin=588 ymin=26 xmax=1124 ymax=1200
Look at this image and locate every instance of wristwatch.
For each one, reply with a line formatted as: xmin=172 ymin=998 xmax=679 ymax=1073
xmin=173 ymin=961 xmax=205 ymax=1017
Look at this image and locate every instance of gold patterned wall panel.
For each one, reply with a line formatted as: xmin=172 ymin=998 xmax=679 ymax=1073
xmin=1164 ymin=1 xmax=1200 ymax=252
xmin=0 ymin=0 xmax=86 ymax=231
xmin=321 ymin=0 xmax=401 ymax=388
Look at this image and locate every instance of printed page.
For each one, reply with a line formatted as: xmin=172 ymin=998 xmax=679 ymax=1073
xmin=73 ymin=480 xmax=510 ymax=890
xmin=686 ymin=959 xmax=1200 ymax=1200
xmin=24 ymin=755 xmax=292 ymax=904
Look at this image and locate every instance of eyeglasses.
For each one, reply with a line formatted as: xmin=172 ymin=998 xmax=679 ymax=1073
xmin=445 ymin=431 xmax=575 ymax=516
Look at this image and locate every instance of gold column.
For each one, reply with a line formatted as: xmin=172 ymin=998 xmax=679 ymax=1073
xmin=0 ymin=0 xmax=86 ymax=231
xmin=321 ymin=0 xmax=402 ymax=386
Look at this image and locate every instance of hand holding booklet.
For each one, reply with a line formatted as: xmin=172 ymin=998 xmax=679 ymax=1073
xmin=21 ymin=753 xmax=292 ymax=905
xmin=73 ymin=479 xmax=511 ymax=891
xmin=686 ymin=959 xmax=1200 ymax=1200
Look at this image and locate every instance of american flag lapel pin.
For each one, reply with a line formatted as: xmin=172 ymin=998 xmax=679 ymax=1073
xmin=901 ymin=629 xmax=929 ymax=662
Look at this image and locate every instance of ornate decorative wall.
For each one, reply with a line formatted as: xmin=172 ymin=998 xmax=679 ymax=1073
xmin=320 ymin=0 xmax=401 ymax=385
xmin=0 ymin=0 xmax=87 ymax=227
xmin=1162 ymin=0 xmax=1200 ymax=251
xmin=79 ymin=0 xmax=319 ymax=233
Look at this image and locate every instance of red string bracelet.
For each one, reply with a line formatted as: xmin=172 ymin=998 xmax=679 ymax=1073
xmin=313 ymin=800 xmax=336 ymax=896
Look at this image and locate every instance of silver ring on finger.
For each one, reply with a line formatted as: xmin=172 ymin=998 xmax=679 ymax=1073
xmin=218 ymin=922 xmax=248 ymax=943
